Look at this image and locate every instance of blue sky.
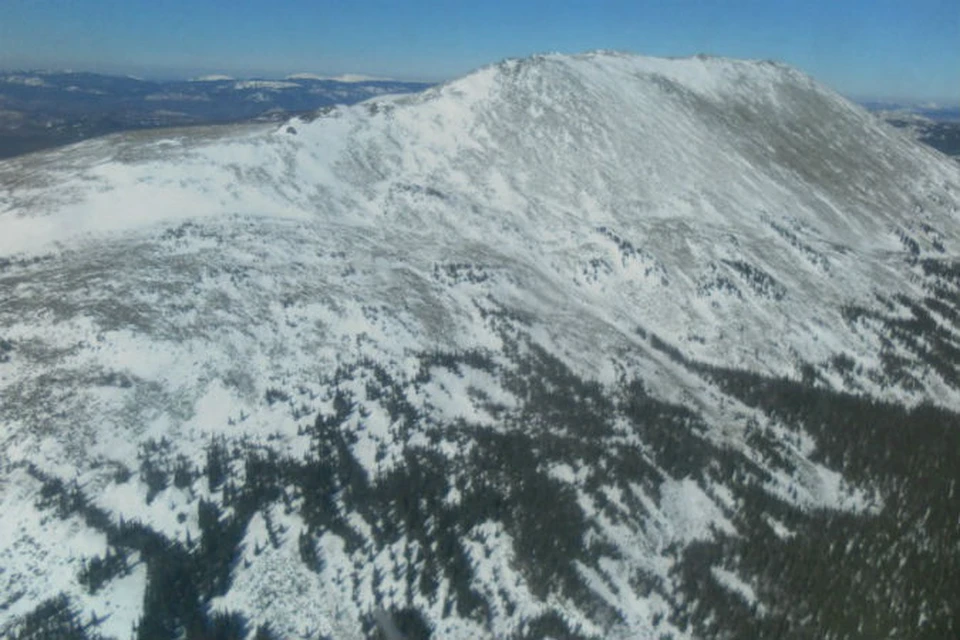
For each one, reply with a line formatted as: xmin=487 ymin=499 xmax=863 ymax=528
xmin=0 ymin=0 xmax=956 ymax=101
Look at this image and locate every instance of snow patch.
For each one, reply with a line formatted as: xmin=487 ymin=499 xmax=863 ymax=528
xmin=711 ymin=566 xmax=765 ymax=614
xmin=659 ymin=477 xmax=736 ymax=543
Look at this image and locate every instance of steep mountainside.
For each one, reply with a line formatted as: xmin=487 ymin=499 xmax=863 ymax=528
xmin=1 ymin=52 xmax=959 ymax=639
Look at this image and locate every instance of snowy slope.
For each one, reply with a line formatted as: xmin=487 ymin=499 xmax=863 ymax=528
xmin=1 ymin=52 xmax=959 ymax=639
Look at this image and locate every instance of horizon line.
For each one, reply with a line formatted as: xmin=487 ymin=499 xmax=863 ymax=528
xmin=0 ymin=60 xmax=957 ymax=106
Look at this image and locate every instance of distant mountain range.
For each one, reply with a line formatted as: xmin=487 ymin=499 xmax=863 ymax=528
xmin=858 ymin=100 xmax=960 ymax=122
xmin=0 ymin=70 xmax=432 ymax=158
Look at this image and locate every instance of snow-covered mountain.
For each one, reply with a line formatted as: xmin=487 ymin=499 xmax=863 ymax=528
xmin=1 ymin=51 xmax=958 ymax=639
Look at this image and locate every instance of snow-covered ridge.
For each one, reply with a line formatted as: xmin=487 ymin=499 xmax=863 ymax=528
xmin=3 ymin=51 xmax=956 ymax=389
xmin=1 ymin=74 xmax=49 ymax=86
xmin=189 ymin=74 xmax=235 ymax=82
xmin=286 ymin=72 xmax=395 ymax=82
xmin=232 ymin=80 xmax=301 ymax=91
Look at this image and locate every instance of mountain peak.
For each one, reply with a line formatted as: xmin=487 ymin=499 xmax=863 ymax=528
xmin=431 ymin=51 xmax=811 ymax=105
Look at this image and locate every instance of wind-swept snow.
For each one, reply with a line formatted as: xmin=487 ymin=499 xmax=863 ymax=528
xmin=1 ymin=51 xmax=959 ymax=639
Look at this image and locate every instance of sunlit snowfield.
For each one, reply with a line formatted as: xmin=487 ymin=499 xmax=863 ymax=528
xmin=1 ymin=52 xmax=959 ymax=639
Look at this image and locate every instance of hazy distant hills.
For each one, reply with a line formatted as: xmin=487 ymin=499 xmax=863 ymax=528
xmin=859 ymin=100 xmax=960 ymax=122
xmin=0 ymin=70 xmax=432 ymax=158
xmin=865 ymin=106 xmax=960 ymax=160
